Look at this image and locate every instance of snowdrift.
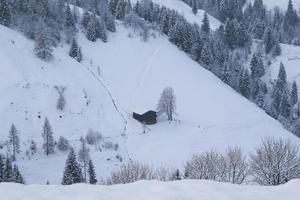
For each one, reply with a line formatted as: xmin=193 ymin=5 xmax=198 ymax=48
xmin=1 ymin=180 xmax=300 ymax=200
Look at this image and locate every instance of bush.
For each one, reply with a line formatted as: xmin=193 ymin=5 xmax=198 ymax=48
xmin=105 ymin=161 xmax=154 ymax=185
xmin=184 ymin=147 xmax=248 ymax=184
xmin=57 ymin=136 xmax=70 ymax=152
xmin=250 ymin=137 xmax=300 ymax=185
xmin=86 ymin=129 xmax=102 ymax=145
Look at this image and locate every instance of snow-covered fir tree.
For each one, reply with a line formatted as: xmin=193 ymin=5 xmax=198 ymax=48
xmin=88 ymin=159 xmax=97 ymax=184
xmin=250 ymin=54 xmax=265 ymax=79
xmin=34 ymin=25 xmax=54 ymax=61
xmin=8 ymin=123 xmax=20 ymax=161
xmin=86 ymin=15 xmax=97 ymax=42
xmin=291 ymin=81 xmax=298 ymax=106
xmin=62 ymin=148 xmax=84 ymax=185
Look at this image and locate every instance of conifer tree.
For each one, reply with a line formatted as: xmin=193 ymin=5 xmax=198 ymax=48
xmin=65 ymin=5 xmax=76 ymax=43
xmin=115 ymin=0 xmax=126 ymax=20
xmin=271 ymin=63 xmax=288 ymax=116
xmin=4 ymin=157 xmax=13 ymax=182
xmin=279 ymin=91 xmax=291 ymax=119
xmin=34 ymin=26 xmax=54 ymax=61
xmin=199 ymin=41 xmax=212 ymax=68
xmin=86 ymin=15 xmax=97 ymax=42
xmin=12 ymin=165 xmax=25 ymax=184
xmin=250 ymin=54 xmax=265 ymax=79
xmin=192 ymin=0 xmax=198 ymax=15
xmin=42 ymin=118 xmax=55 ymax=156
xmin=82 ymin=10 xmax=91 ymax=30
xmin=263 ymin=27 xmax=274 ymax=54
xmin=291 ymin=81 xmax=298 ymax=106
xmin=69 ymin=39 xmax=79 ymax=59
xmin=224 ymin=19 xmax=235 ymax=49
xmin=125 ymin=0 xmax=132 ymax=15
xmin=62 ymin=148 xmax=84 ymax=185
xmin=88 ymin=159 xmax=97 ymax=184
xmin=201 ymin=12 xmax=210 ymax=34
xmin=8 ymin=124 xmax=20 ymax=161
xmin=109 ymin=0 xmax=119 ymax=16
xmin=0 ymin=155 xmax=5 ymax=182
xmin=239 ymin=69 xmax=250 ymax=98
xmin=0 ymin=0 xmax=11 ymax=27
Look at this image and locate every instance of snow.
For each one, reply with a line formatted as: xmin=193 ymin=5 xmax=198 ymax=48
xmin=0 ymin=20 xmax=299 ymax=184
xmin=1 ymin=179 xmax=300 ymax=200
xmin=268 ymin=43 xmax=300 ymax=86
xmin=131 ymin=0 xmax=221 ymax=30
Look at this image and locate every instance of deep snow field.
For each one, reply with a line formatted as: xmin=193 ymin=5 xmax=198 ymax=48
xmin=1 ymin=179 xmax=300 ymax=200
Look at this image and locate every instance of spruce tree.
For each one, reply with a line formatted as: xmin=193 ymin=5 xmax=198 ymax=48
xmin=86 ymin=15 xmax=97 ymax=42
xmin=201 ymin=12 xmax=210 ymax=34
xmin=279 ymin=92 xmax=291 ymax=119
xmin=65 ymin=5 xmax=76 ymax=43
xmin=271 ymin=63 xmax=288 ymax=116
xmin=88 ymin=159 xmax=97 ymax=184
xmin=250 ymin=54 xmax=265 ymax=79
xmin=4 ymin=157 xmax=13 ymax=182
xmin=42 ymin=118 xmax=55 ymax=156
xmin=82 ymin=10 xmax=91 ymax=30
xmin=34 ymin=26 xmax=54 ymax=61
xmin=62 ymin=148 xmax=84 ymax=185
xmin=291 ymin=81 xmax=298 ymax=106
xmin=69 ymin=39 xmax=79 ymax=59
xmin=109 ymin=0 xmax=119 ymax=16
xmin=115 ymin=0 xmax=126 ymax=20
xmin=199 ymin=41 xmax=212 ymax=68
xmin=263 ymin=27 xmax=274 ymax=54
xmin=0 ymin=155 xmax=4 ymax=182
xmin=8 ymin=124 xmax=20 ymax=161
xmin=12 ymin=165 xmax=25 ymax=184
xmin=0 ymin=0 xmax=11 ymax=27
xmin=239 ymin=69 xmax=250 ymax=98
xmin=224 ymin=19 xmax=235 ymax=49
xmin=192 ymin=0 xmax=197 ymax=15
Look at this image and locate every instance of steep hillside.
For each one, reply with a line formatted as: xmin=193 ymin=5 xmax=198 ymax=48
xmin=0 ymin=19 xmax=299 ymax=184
xmin=268 ymin=43 xmax=300 ymax=86
xmin=1 ymin=179 xmax=300 ymax=200
xmin=131 ymin=0 xmax=221 ymax=30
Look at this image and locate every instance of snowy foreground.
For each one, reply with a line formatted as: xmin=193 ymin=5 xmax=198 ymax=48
xmin=1 ymin=180 xmax=300 ymax=200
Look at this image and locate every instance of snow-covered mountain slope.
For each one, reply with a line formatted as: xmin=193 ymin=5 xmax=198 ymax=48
xmin=131 ymin=0 xmax=221 ymax=30
xmin=267 ymin=44 xmax=300 ymax=86
xmin=0 ymin=22 xmax=299 ymax=184
xmin=248 ymin=0 xmax=300 ymax=10
xmin=1 ymin=179 xmax=300 ymax=200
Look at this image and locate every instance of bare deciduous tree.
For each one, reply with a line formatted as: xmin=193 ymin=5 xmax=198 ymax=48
xmin=250 ymin=137 xmax=300 ymax=185
xmin=157 ymin=87 xmax=176 ymax=121
xmin=224 ymin=147 xmax=248 ymax=184
xmin=55 ymin=86 xmax=66 ymax=111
